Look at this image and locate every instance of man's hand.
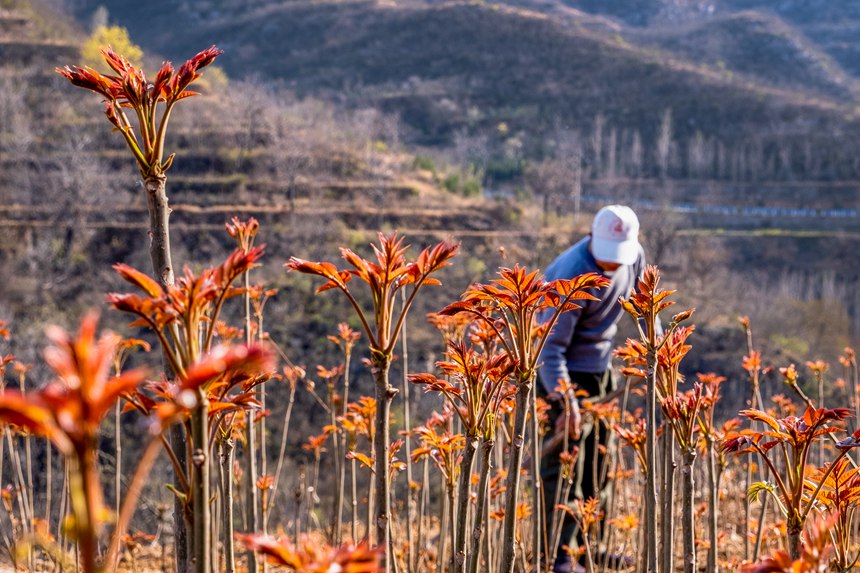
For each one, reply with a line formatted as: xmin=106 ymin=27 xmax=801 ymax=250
xmin=554 ymin=398 xmax=581 ymax=441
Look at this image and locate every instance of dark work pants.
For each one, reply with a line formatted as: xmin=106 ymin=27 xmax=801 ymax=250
xmin=540 ymin=370 xmax=615 ymax=564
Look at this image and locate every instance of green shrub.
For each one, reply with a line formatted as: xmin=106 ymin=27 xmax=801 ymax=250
xmin=413 ymin=154 xmax=436 ymax=173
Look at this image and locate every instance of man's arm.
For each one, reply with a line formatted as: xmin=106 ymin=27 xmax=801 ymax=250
xmin=537 ymin=305 xmax=582 ymax=396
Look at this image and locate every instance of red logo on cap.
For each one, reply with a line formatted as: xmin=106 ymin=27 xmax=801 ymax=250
xmin=611 ymin=220 xmax=625 ymax=236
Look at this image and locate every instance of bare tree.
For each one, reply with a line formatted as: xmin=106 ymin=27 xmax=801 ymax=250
xmin=591 ymin=112 xmax=604 ymax=179
xmin=629 ymin=129 xmax=644 ymax=178
xmin=656 ymin=108 xmax=673 ymax=180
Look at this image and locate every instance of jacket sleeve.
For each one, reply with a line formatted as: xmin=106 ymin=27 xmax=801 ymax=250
xmin=537 ymin=305 xmax=582 ymax=397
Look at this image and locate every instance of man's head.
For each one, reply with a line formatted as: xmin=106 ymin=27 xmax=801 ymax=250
xmin=590 ymin=205 xmax=640 ymax=268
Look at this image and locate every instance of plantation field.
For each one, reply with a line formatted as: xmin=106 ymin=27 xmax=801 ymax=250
xmin=5 ymin=2 xmax=860 ymax=573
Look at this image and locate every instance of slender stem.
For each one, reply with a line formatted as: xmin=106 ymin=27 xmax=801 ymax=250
xmin=242 ymin=268 xmax=260 ymax=573
xmin=454 ymin=435 xmax=478 ymax=573
xmin=468 ymin=438 xmax=493 ymax=573
xmin=46 ymin=439 xmax=53 ymax=539
xmin=371 ymin=355 xmax=395 ymax=572
xmin=500 ymin=379 xmax=532 ymax=573
xmin=105 ymin=437 xmax=163 ymax=572
xmin=268 ymin=384 xmax=296 ymax=517
xmin=583 ymin=531 xmax=595 ymax=573
xmin=142 ymin=172 xmax=187 ymax=573
xmin=680 ymin=449 xmax=696 ymax=573
xmin=144 ymin=175 xmax=174 ymax=286
xmin=661 ymin=426 xmax=676 ymax=573
xmin=447 ymin=484 xmax=456 ymax=573
xmin=400 ymin=292 xmax=415 ymax=571
xmin=221 ymin=438 xmax=236 ymax=573
xmin=73 ymin=448 xmax=101 ymax=573
xmin=531 ymin=389 xmax=542 ymax=573
xmin=752 ymin=493 xmax=769 ymax=562
xmin=329 ymin=384 xmax=341 ymax=544
xmin=115 ymin=401 xmax=122 ymax=519
xmin=351 ymin=456 xmax=358 ymax=542
xmin=191 ymin=394 xmax=211 ymax=573
xmin=438 ymin=473 xmax=449 ymax=573
xmin=706 ymin=438 xmax=719 ymax=573
xmin=645 ymin=347 xmax=659 ymax=573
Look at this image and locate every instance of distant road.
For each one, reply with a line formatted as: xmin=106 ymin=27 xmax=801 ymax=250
xmin=580 ymin=195 xmax=859 ymax=220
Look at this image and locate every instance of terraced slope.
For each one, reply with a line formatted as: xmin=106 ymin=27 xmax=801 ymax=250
xmin=71 ymin=0 xmax=860 ymax=151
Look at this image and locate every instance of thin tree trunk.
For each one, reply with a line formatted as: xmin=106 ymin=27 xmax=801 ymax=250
xmin=400 ymin=300 xmax=415 ymax=571
xmin=501 ymin=379 xmax=532 ymax=573
xmin=447 ymin=484 xmax=456 ymax=573
xmin=680 ymin=449 xmax=696 ymax=573
xmin=371 ymin=356 xmax=395 ymax=573
xmin=644 ymin=349 xmax=659 ymax=573
xmin=661 ymin=428 xmax=676 ymax=573
xmin=438 ymin=473 xmax=449 ymax=573
xmin=334 ymin=377 xmax=350 ymax=545
xmin=454 ymin=436 xmax=478 ymax=573
xmin=350 ymin=456 xmax=358 ymax=542
xmin=269 ymin=384 xmax=296 ymax=520
xmin=73 ymin=449 xmax=101 ymax=573
xmin=58 ymin=460 xmax=69 ymax=573
xmin=143 ymin=174 xmax=186 ymax=573
xmin=144 ymin=175 xmax=175 ymax=292
xmin=105 ymin=438 xmax=165 ymax=573
xmin=243 ymin=270 xmax=260 ymax=573
xmin=417 ymin=458 xmax=429 ymax=570
xmin=367 ymin=479 xmax=375 ymax=544
xmin=531 ymin=391 xmax=542 ymax=571
xmin=221 ymin=438 xmax=236 ymax=573
xmin=752 ymin=495 xmax=769 ymax=563
xmin=818 ymin=375 xmax=825 ymax=468
xmin=115 ymin=402 xmax=122 ymax=518
xmin=469 ymin=438 xmax=493 ymax=573
xmin=329 ymin=389 xmax=341 ymax=544
xmin=46 ymin=440 xmax=53 ymax=538
xmin=191 ymin=394 xmax=211 ymax=573
xmin=787 ymin=525 xmax=801 ymax=562
xmin=851 ymin=359 xmax=859 ymax=466
xmin=706 ymin=441 xmax=719 ymax=573
xmin=258 ymin=321 xmax=269 ymax=569
xmin=21 ymin=379 xmax=34 ymax=573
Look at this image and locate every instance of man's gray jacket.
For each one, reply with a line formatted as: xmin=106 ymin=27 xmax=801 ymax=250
xmin=537 ymin=236 xmax=647 ymax=396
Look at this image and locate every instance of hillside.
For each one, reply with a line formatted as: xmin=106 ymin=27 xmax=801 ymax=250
xmin=632 ymin=10 xmax=859 ymax=101
xmin=64 ymin=0 xmax=860 ymax=188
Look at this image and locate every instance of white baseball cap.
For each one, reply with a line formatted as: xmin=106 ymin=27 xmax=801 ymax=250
xmin=590 ymin=205 xmax=640 ymax=265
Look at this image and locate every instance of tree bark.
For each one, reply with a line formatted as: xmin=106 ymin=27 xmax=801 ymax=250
xmin=191 ymin=393 xmax=211 ymax=573
xmin=243 ymin=271 xmax=261 ymax=573
xmin=531 ymin=391 xmax=542 ymax=571
xmin=400 ymin=312 xmax=415 ymax=571
xmin=143 ymin=174 xmax=187 ymax=573
xmin=454 ymin=435 xmax=478 ymax=573
xmin=661 ymin=429 xmax=676 ymax=573
xmin=787 ymin=523 xmax=801 ymax=562
xmin=501 ymin=379 xmax=532 ymax=573
xmin=645 ymin=349 xmax=659 ymax=573
xmin=221 ymin=438 xmax=236 ymax=573
xmin=372 ymin=355 xmax=395 ymax=573
xmin=681 ymin=449 xmax=696 ymax=573
xmin=144 ymin=175 xmax=174 ymax=286
xmin=468 ymin=438 xmax=494 ymax=573
xmin=706 ymin=441 xmax=719 ymax=573
xmin=73 ymin=448 xmax=101 ymax=573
